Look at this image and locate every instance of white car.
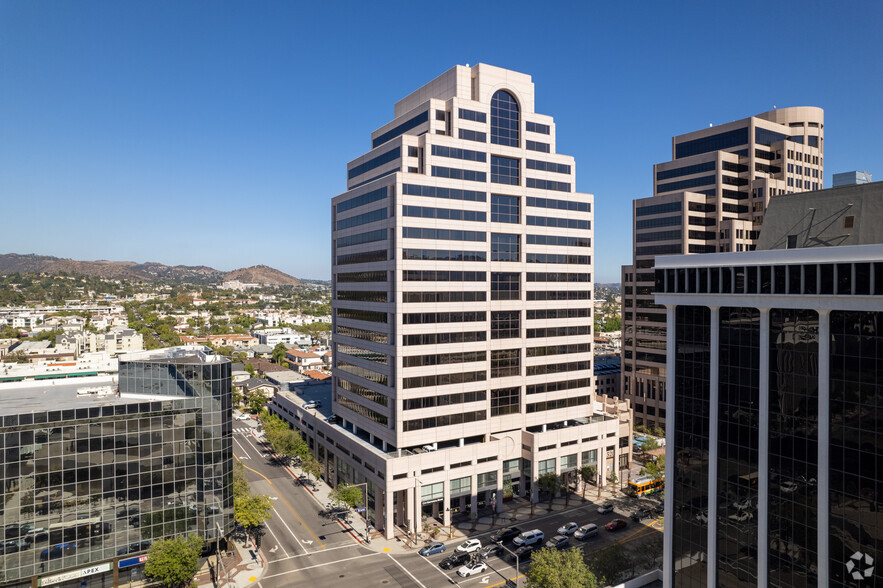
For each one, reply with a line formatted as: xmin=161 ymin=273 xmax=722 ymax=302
xmin=455 ymin=538 xmax=482 ymax=553
xmin=732 ymin=497 xmax=753 ymax=511
xmin=728 ymin=510 xmax=753 ymax=522
xmin=457 ymin=561 xmax=488 ymax=577
xmin=557 ymin=522 xmax=579 ymax=536
xmin=597 ymin=503 xmax=615 ymax=514
xmin=780 ymin=481 xmax=799 ymax=493
xmin=235 ymin=414 xmax=250 ymax=421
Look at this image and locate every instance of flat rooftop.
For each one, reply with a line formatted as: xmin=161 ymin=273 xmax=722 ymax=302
xmin=0 ymin=376 xmax=136 ymax=416
xmin=276 ymin=381 xmax=332 ymax=417
xmin=119 ymin=345 xmax=226 ymax=364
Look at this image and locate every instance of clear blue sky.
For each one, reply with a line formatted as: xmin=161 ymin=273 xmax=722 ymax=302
xmin=2 ymin=1 xmax=881 ymax=282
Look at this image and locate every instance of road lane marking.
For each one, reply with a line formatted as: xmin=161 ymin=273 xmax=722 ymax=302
xmin=385 ymin=553 xmax=428 ymax=588
xmin=413 ymin=549 xmax=459 ymax=583
xmin=271 ymin=506 xmax=309 ymax=554
xmin=233 ymin=436 xmax=255 ymax=457
xmin=262 ymin=551 xmax=379 ymax=578
xmin=267 ymin=543 xmax=357 ymax=563
xmin=262 ymin=519 xmax=289 ymax=559
xmin=234 ymin=454 xmax=326 ymax=550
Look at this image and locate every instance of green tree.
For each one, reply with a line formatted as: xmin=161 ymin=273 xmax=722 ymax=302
xmin=214 ymin=345 xmax=234 ymax=357
xmin=601 ymin=315 xmax=621 ymax=332
xmin=301 ymin=455 xmax=322 ymax=484
xmin=607 ymin=471 xmax=618 ymax=488
xmin=246 ymin=391 xmax=266 ymax=415
xmin=587 ymin=543 xmax=632 ymax=586
xmin=269 ymin=428 xmax=308 ymax=463
xmin=639 ymin=436 xmax=660 ymax=453
xmin=271 ymin=343 xmax=288 ymax=365
xmin=641 ymin=455 xmax=665 ymax=482
xmin=503 ymin=477 xmax=514 ymax=500
xmin=144 ymin=535 xmax=205 ymax=588
xmin=295 ymin=321 xmax=331 ymax=341
xmin=579 ymin=465 xmax=597 ymax=497
xmin=234 ymin=493 xmax=274 ymax=544
xmin=526 ymin=546 xmax=598 ymax=588
xmin=244 ymin=363 xmax=256 ymax=377
xmin=1 ymin=351 xmax=30 ymax=364
xmin=233 ymin=461 xmax=250 ymax=499
xmin=537 ymin=473 xmax=561 ymax=508
xmin=329 ymin=482 xmax=363 ymax=510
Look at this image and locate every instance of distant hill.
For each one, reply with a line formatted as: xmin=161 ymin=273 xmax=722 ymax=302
xmin=223 ymin=265 xmax=301 ymax=286
xmin=0 ymin=253 xmax=300 ymax=286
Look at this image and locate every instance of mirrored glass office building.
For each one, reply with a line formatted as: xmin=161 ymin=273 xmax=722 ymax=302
xmin=0 ymin=347 xmax=233 ymax=588
xmin=656 ymin=183 xmax=883 ymax=587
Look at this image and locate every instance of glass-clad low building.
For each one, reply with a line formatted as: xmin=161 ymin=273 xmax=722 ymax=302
xmin=656 ymin=244 xmax=883 ymax=588
xmin=0 ymin=347 xmax=233 ymax=588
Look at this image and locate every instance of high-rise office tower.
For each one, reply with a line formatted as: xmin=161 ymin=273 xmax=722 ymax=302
xmin=621 ymin=107 xmax=824 ymax=431
xmin=315 ymin=64 xmax=631 ymax=539
xmin=654 ymin=182 xmax=883 ymax=587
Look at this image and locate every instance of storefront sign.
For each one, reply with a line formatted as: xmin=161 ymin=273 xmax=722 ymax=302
xmin=119 ymin=554 xmax=150 ymax=569
xmin=39 ymin=563 xmax=112 ymax=587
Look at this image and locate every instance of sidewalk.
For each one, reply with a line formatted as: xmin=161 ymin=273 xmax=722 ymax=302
xmin=195 ymin=533 xmax=266 ymax=588
xmin=213 ymin=427 xmax=648 ymax=582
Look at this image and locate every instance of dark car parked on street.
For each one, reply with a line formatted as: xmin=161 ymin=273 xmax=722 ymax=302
xmin=490 ymin=526 xmax=522 ymax=544
xmin=478 ymin=544 xmax=503 ymax=560
xmin=439 ymin=551 xmax=470 ymax=570
xmin=511 ymin=545 xmax=536 ymax=562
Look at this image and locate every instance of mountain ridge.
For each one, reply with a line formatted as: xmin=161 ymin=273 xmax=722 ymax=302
xmin=0 ymin=253 xmax=301 ymax=286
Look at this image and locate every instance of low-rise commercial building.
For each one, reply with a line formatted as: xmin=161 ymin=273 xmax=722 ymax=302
xmin=270 ymin=383 xmax=631 ymax=540
xmin=0 ymin=346 xmax=234 ymax=588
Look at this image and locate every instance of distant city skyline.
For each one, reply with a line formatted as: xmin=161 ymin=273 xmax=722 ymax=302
xmin=2 ymin=1 xmax=881 ymax=282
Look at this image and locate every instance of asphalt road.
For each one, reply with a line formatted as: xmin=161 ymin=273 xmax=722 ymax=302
xmin=230 ymin=420 xmax=662 ymax=588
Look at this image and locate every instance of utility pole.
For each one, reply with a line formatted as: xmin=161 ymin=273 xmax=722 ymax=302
xmin=498 ymin=543 xmax=521 ymax=588
xmin=215 ymin=522 xmax=225 ymax=588
xmin=351 ymin=481 xmax=371 ymax=543
xmin=414 ymin=473 xmax=421 ymax=547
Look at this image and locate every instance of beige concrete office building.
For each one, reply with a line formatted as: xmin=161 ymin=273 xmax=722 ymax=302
xmin=620 ymin=107 xmax=824 ymax=431
xmin=269 ymin=64 xmax=632 ymax=540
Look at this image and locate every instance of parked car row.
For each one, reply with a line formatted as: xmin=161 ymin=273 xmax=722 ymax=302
xmin=421 ymin=501 xmax=642 ymax=576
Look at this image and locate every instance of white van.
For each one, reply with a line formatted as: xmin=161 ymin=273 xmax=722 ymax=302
xmin=512 ymin=529 xmax=544 ymax=547
xmin=574 ymin=523 xmax=599 ymax=540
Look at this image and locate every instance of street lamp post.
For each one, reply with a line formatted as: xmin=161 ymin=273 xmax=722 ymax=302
xmin=445 ymin=507 xmax=453 ymax=538
xmin=351 ymin=481 xmax=371 ymax=544
xmin=413 ymin=473 xmax=422 ymax=547
xmin=215 ymin=522 xmax=225 ymax=588
xmin=498 ymin=543 xmax=521 ymax=588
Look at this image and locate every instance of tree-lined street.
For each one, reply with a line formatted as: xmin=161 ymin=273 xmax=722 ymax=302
xmin=229 ymin=418 xmax=663 ymax=588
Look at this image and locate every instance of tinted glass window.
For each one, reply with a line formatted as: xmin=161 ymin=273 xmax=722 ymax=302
xmin=491 ymin=90 xmax=519 ymax=147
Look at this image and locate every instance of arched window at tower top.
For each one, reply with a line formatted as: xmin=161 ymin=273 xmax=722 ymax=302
xmin=491 ymin=90 xmax=519 ymax=147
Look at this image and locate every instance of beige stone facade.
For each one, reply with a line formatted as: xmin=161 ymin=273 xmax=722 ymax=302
xmin=266 ymin=64 xmax=634 ymax=540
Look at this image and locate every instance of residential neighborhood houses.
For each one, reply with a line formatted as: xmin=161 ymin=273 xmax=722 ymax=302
xmin=0 ymin=274 xmax=334 ymax=393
